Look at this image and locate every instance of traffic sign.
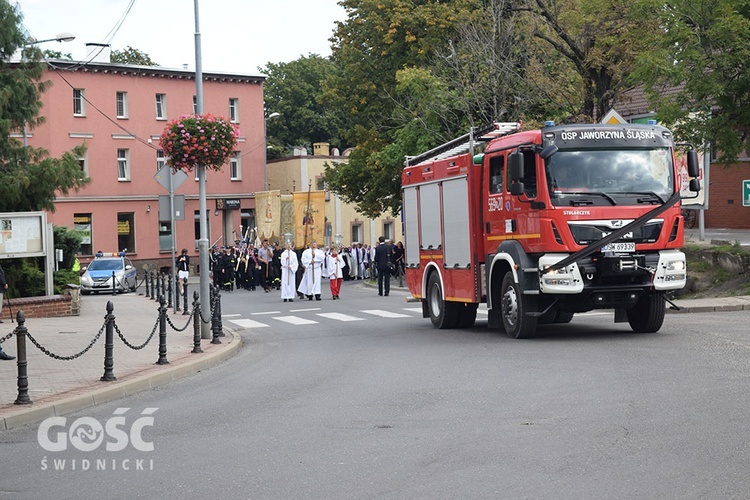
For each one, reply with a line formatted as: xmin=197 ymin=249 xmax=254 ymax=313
xmin=743 ymin=179 xmax=750 ymax=207
xmin=154 ymin=165 xmax=188 ymax=192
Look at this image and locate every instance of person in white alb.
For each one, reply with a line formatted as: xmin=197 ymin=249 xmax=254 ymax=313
xmin=298 ymin=241 xmax=325 ymax=300
xmin=349 ymin=243 xmax=360 ymax=280
xmin=280 ymin=241 xmax=299 ymax=302
xmin=326 ymin=248 xmax=345 ymax=299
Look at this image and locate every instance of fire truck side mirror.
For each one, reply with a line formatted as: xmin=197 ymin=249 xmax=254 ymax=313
xmin=509 ymin=152 xmax=525 ymax=196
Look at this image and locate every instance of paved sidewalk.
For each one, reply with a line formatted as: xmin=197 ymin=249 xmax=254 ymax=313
xmin=0 ymin=286 xmax=239 ymax=431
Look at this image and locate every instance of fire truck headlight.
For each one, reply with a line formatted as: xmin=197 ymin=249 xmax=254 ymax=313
xmin=665 ymin=260 xmax=685 ymax=272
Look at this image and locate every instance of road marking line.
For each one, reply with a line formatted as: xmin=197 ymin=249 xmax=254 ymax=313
xmin=228 ymin=318 xmax=269 ymax=329
xmin=361 ymin=309 xmax=411 ymax=318
xmin=403 ymin=307 xmax=423 ymax=314
xmin=222 ymin=313 xmax=241 ymax=317
xmin=290 ymin=308 xmax=321 ymax=312
xmin=273 ymin=316 xmax=318 ymax=325
xmin=317 ymin=312 xmax=365 ymax=322
xmin=251 ymin=311 xmax=281 ymax=315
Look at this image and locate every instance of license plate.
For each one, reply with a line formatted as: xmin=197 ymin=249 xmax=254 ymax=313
xmin=602 ymin=242 xmax=635 ymax=252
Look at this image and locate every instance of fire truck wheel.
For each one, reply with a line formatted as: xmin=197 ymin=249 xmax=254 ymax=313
xmin=427 ymin=272 xmax=459 ymax=329
xmin=500 ymin=272 xmax=538 ymax=339
xmin=626 ymin=291 xmax=665 ymax=333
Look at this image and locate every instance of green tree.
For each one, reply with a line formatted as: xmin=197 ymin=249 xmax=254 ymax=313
xmin=632 ymin=0 xmax=750 ymax=163
xmin=323 ymin=0 xmax=480 ymax=216
xmin=0 ymin=0 xmax=89 ymax=212
xmin=260 ymin=54 xmax=344 ymax=157
xmin=110 ymin=45 xmax=157 ymax=66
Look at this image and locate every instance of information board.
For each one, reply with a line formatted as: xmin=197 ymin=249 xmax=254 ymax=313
xmin=0 ymin=211 xmax=47 ymax=259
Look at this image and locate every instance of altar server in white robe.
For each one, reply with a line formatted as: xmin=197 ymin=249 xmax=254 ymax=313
xmin=280 ymin=242 xmax=299 ymax=302
xmin=298 ymin=241 xmax=325 ymax=300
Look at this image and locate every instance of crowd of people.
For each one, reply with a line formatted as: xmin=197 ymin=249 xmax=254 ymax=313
xmin=207 ymin=237 xmax=406 ymax=302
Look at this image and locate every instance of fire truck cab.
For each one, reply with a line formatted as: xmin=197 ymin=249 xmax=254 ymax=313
xmin=402 ymin=122 xmax=701 ymax=338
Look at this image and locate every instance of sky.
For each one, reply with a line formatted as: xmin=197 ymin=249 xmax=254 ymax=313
xmin=14 ymin=0 xmax=347 ymax=75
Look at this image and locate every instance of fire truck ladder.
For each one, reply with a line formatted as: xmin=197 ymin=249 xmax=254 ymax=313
xmin=405 ymin=122 xmax=521 ymax=167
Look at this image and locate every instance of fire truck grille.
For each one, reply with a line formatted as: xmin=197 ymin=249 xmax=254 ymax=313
xmin=569 ymin=221 xmax=663 ymax=245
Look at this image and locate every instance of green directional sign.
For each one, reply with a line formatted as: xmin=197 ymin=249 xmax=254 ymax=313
xmin=744 ymin=179 xmax=750 ymax=207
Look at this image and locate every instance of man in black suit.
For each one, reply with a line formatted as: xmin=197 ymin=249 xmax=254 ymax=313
xmin=373 ymin=236 xmax=393 ymax=296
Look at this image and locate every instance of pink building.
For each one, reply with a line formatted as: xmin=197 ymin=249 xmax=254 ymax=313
xmin=21 ymin=59 xmax=266 ymax=266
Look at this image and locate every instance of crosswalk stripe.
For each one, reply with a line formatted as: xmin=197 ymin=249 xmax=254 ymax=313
xmin=361 ymin=309 xmax=411 ymax=318
xmin=228 ymin=318 xmax=269 ymax=329
xmin=273 ymin=315 xmax=318 ymax=325
xmin=317 ymin=312 xmax=365 ymax=322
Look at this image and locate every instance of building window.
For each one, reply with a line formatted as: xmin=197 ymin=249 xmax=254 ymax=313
xmin=159 ymin=221 xmax=173 ymax=252
xmin=383 ymin=221 xmax=394 ymax=241
xmin=230 ymin=151 xmax=241 ymax=180
xmin=193 ymin=95 xmax=197 ymax=114
xmin=117 ymin=213 xmax=135 ymax=254
xmin=157 ymin=149 xmax=166 ymax=171
xmin=116 ymin=91 xmax=128 ymax=119
xmin=229 ymin=98 xmax=239 ymax=122
xmin=73 ymin=213 xmax=93 ymax=256
xmin=316 ymin=176 xmax=326 ymax=190
xmin=155 ymin=93 xmax=167 ymax=120
xmin=351 ymin=223 xmax=363 ymax=244
xmin=117 ymin=148 xmax=130 ymax=181
xmin=78 ymin=152 xmax=88 ymax=175
xmin=73 ymin=88 xmax=85 ymax=116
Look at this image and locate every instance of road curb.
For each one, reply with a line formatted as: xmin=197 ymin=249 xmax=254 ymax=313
xmin=0 ymin=330 xmax=241 ymax=431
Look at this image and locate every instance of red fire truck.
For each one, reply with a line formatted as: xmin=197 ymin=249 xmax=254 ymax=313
xmin=401 ymin=121 xmax=701 ymax=338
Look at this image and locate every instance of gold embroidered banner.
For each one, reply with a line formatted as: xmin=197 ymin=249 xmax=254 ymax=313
xmin=255 ymin=190 xmax=281 ymax=243
xmin=292 ymin=190 xmax=325 ymax=249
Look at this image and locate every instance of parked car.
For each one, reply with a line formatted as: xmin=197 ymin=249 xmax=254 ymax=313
xmin=80 ymin=257 xmax=137 ymax=294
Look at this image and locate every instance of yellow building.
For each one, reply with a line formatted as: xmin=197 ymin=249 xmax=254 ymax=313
xmin=264 ymin=143 xmax=402 ymax=249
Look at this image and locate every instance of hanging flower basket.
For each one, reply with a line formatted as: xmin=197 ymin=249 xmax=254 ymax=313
xmin=159 ymin=114 xmax=239 ymax=172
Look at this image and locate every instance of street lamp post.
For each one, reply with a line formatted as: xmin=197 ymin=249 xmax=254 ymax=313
xmin=193 ymin=0 xmax=211 ymax=338
xmin=263 ymin=111 xmax=280 ymax=197
xmin=22 ymin=33 xmax=75 ymax=148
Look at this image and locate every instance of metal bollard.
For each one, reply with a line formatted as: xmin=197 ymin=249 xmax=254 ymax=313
xmin=14 ymin=311 xmax=32 ymax=405
xmin=144 ymin=270 xmax=150 ymax=298
xmin=101 ymin=301 xmax=117 ymax=381
xmin=167 ymin=274 xmax=173 ymax=308
xmin=150 ymin=272 xmax=156 ymax=300
xmin=191 ymin=291 xmax=203 ymax=353
xmin=175 ymin=276 xmax=181 ymax=312
xmin=112 ymin=271 xmax=117 ymax=296
xmin=216 ymin=286 xmax=225 ymax=337
xmin=156 ymin=295 xmax=169 ymax=365
xmin=182 ymin=278 xmax=189 ymax=315
xmin=211 ymin=286 xmax=222 ymax=344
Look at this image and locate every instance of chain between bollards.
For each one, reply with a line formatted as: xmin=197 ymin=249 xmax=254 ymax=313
xmin=156 ymin=295 xmax=169 ymax=365
xmin=14 ymin=311 xmax=31 ymax=405
xmin=192 ymin=291 xmax=203 ymax=353
xmin=101 ymin=301 xmax=117 ymax=381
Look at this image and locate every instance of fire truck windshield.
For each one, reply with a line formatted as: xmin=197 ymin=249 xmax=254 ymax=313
xmin=545 ymin=148 xmax=673 ymax=203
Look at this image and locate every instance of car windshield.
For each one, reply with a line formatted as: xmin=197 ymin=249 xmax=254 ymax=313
xmin=88 ymin=259 xmax=123 ymax=271
xmin=546 ymin=148 xmax=673 ymax=197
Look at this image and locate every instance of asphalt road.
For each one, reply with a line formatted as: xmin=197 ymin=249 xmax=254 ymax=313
xmin=2 ymin=280 xmax=750 ymax=499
